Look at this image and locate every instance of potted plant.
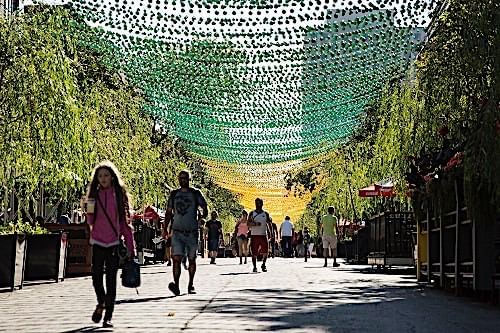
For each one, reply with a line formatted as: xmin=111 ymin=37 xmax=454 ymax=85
xmin=0 ymin=223 xmax=28 ymax=291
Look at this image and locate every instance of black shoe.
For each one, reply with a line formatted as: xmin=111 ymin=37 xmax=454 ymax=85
xmin=168 ymin=282 xmax=180 ymax=296
xmin=188 ymin=285 xmax=196 ymax=294
xmin=333 ymin=263 xmax=340 ymax=267
xmin=253 ymin=267 xmax=258 ymax=273
xmin=323 ymin=263 xmax=327 ymax=267
xmin=261 ymin=265 xmax=267 ymax=272
xmin=167 ymin=261 xmax=171 ymax=266
xmin=91 ymin=304 xmax=104 ymax=323
xmin=240 ymin=258 xmax=243 ymax=265
xmin=102 ymin=320 xmax=113 ymax=328
xmin=210 ymin=258 xmax=216 ymax=264
xmin=244 ymin=258 xmax=247 ymax=264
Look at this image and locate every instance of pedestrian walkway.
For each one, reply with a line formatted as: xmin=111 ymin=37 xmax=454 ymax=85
xmin=1 ymin=258 xmax=499 ymax=332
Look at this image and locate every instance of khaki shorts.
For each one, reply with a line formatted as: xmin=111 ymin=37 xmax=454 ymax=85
xmin=322 ymin=235 xmax=338 ymax=251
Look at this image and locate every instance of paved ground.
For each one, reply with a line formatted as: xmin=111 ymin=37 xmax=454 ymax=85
xmin=1 ymin=258 xmax=499 ymax=332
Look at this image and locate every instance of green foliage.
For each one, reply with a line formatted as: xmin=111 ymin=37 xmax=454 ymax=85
xmin=0 ymin=221 xmax=48 ymax=235
xmin=298 ymin=81 xmax=418 ymax=232
xmin=0 ymin=7 xmax=242 ymax=224
xmin=421 ymin=0 xmax=500 ymax=223
xmin=201 ymin=180 xmax=243 ymax=235
xmin=296 ymin=0 xmax=500 ymax=227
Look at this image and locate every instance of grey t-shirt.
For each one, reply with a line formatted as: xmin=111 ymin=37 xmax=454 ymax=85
xmin=167 ymin=188 xmax=207 ymax=231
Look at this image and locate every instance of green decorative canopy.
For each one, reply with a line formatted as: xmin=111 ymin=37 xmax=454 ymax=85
xmin=69 ymin=0 xmax=440 ymax=166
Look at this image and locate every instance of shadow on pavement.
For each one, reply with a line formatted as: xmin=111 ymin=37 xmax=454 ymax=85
xmin=140 ymin=270 xmax=168 ymax=276
xmin=193 ymin=285 xmax=422 ymax=331
xmin=340 ymin=265 xmax=416 ymax=276
xmin=61 ymin=326 xmax=113 ymax=333
xmin=219 ymin=272 xmax=254 ymax=276
xmin=115 ymin=295 xmax=175 ymax=304
xmin=185 ymin=277 xmax=500 ymax=332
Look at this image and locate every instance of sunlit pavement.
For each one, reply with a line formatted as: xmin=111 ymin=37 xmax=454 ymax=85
xmin=1 ymin=257 xmax=499 ymax=332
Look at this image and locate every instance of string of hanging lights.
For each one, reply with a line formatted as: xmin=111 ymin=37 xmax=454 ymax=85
xmin=68 ymin=0 xmax=441 ymax=219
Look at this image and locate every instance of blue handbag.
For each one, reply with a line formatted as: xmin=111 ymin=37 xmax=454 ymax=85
xmin=121 ymin=260 xmax=141 ymax=289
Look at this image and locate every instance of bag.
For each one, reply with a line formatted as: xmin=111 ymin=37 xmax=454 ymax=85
xmin=121 ymin=259 xmax=141 ymax=288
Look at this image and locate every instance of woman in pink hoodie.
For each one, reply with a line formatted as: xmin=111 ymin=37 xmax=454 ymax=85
xmin=85 ymin=161 xmax=135 ymax=328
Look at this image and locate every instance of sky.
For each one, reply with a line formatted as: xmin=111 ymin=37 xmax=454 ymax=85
xmin=36 ymin=0 xmax=439 ymax=46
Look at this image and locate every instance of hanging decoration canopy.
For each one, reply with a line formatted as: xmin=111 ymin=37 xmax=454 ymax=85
xmin=65 ymin=0 xmax=442 ymax=220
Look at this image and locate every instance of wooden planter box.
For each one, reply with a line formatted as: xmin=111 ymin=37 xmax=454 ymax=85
xmin=0 ymin=234 xmax=27 ymax=291
xmin=44 ymin=224 xmax=92 ymax=276
xmin=24 ymin=233 xmax=68 ymax=282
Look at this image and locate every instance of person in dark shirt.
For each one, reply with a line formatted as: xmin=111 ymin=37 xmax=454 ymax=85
xmin=303 ymin=227 xmax=312 ymax=262
xmin=205 ymin=210 xmax=223 ymax=264
xmin=297 ymin=230 xmax=304 ymax=257
xmin=270 ymin=222 xmax=278 ymax=258
xmin=57 ymin=214 xmax=71 ymax=224
xmin=198 ymin=218 xmax=206 ymax=258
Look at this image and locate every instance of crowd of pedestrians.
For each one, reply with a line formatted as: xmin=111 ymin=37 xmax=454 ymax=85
xmin=83 ymin=161 xmax=340 ymax=328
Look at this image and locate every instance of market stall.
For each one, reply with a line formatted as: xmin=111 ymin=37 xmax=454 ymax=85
xmin=359 ymin=180 xmax=416 ymax=268
xmin=132 ymin=206 xmax=164 ymax=264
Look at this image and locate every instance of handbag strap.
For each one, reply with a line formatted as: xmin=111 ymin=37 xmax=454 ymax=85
xmin=96 ymin=192 xmax=119 ymax=238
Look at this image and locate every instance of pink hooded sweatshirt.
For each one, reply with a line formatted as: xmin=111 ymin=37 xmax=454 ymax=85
xmin=86 ymin=187 xmax=135 ymax=256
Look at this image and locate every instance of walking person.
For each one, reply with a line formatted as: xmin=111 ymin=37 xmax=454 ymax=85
xmin=199 ymin=218 xmax=206 ymax=258
xmin=321 ymin=206 xmax=339 ymax=267
xmin=85 ymin=161 xmax=135 ymax=328
xmin=297 ymin=230 xmax=304 ymax=257
xmin=280 ymin=216 xmax=294 ymax=257
xmin=270 ymin=222 xmax=279 ymax=258
xmin=303 ymin=227 xmax=311 ymax=262
xmin=164 ymin=232 xmax=172 ymax=266
xmin=206 ymin=210 xmax=223 ymax=264
xmin=163 ymin=170 xmax=208 ymax=296
xmin=292 ymin=231 xmax=299 ymax=257
xmin=235 ymin=210 xmax=249 ymax=264
xmin=248 ymin=198 xmax=272 ymax=272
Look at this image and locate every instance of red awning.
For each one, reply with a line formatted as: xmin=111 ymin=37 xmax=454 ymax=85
xmin=132 ymin=206 xmax=161 ymax=220
xmin=358 ymin=180 xmax=395 ymax=197
xmin=358 ymin=185 xmax=380 ymax=197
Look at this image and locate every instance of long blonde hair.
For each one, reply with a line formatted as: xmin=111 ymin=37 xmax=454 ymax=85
xmin=86 ymin=160 xmax=131 ymax=223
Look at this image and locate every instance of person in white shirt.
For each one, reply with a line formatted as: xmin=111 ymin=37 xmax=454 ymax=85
xmin=279 ymin=216 xmax=294 ymax=258
xmin=247 ymin=198 xmax=273 ymax=273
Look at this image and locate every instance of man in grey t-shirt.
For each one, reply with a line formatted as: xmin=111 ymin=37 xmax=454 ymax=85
xmin=163 ymin=170 xmax=208 ymax=296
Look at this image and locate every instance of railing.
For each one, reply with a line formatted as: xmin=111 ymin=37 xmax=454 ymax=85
xmin=1 ymin=0 xmax=20 ymax=15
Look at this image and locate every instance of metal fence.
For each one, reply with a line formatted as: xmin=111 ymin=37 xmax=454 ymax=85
xmin=1 ymin=0 xmax=20 ymax=15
